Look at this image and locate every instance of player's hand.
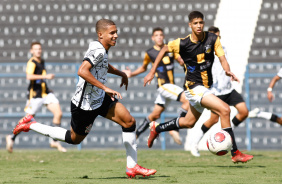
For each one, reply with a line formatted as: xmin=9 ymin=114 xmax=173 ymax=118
xmin=267 ymin=91 xmax=274 ymax=102
xmin=45 ymin=74 xmax=55 ymax=80
xmin=122 ymin=67 xmax=132 ymax=78
xmin=120 ymin=72 xmax=128 ymax=90
xmin=144 ymin=71 xmax=154 ymax=87
xmin=226 ymin=71 xmax=239 ymax=83
xmin=105 ymin=87 xmax=122 ymax=100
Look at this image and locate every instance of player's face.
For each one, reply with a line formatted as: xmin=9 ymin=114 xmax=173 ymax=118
xmin=152 ymin=31 xmax=164 ymax=46
xmin=101 ymin=25 xmax=118 ymax=48
xmin=189 ymin=18 xmax=204 ymax=36
xmin=30 ymin=44 xmax=42 ymax=58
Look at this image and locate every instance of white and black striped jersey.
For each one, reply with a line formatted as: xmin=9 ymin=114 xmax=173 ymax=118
xmin=211 ymin=45 xmax=233 ymax=96
xmin=71 ymin=41 xmax=108 ymax=110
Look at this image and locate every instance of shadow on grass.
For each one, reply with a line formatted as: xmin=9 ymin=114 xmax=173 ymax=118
xmin=177 ymin=165 xmax=265 ymax=168
xmin=96 ymin=175 xmax=169 ymax=180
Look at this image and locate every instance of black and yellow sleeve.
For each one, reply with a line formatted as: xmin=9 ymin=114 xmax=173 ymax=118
xmin=214 ymin=37 xmax=225 ymax=57
xmin=143 ymin=52 xmax=152 ymax=65
xmin=167 ymin=38 xmax=180 ymax=54
xmin=26 ymin=60 xmax=36 ymax=75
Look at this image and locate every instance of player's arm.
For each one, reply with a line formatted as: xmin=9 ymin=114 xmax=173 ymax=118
xmin=78 ymin=60 xmax=122 ymax=100
xmin=218 ymin=56 xmax=239 ymax=82
xmin=108 ymin=63 xmax=128 ymax=90
xmin=267 ymin=75 xmax=280 ymax=102
xmin=214 ymin=37 xmax=239 ymax=82
xmin=26 ymin=62 xmax=54 ymax=80
xmin=175 ymin=54 xmax=184 ymax=66
xmin=144 ymin=45 xmax=168 ymax=86
xmin=123 ymin=53 xmax=150 ymax=78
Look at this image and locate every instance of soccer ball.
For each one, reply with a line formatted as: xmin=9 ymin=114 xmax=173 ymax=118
xmin=206 ymin=130 xmax=232 ymax=156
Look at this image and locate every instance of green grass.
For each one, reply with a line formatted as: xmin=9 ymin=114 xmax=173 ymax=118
xmin=0 ymin=149 xmax=281 ymax=184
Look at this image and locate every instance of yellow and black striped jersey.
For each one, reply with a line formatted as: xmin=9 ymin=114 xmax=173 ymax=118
xmin=143 ymin=45 xmax=179 ymax=88
xmin=167 ymin=31 xmax=225 ymax=89
xmin=26 ymin=57 xmax=50 ymax=99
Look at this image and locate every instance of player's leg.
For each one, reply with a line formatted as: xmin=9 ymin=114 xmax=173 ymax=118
xmin=136 ymin=104 xmax=164 ymax=138
xmin=227 ymin=90 xmax=249 ymax=128
xmin=104 ymin=99 xmax=156 ymax=177
xmin=201 ymin=94 xmax=253 ymax=163
xmin=45 ymin=93 xmax=66 ymax=152
xmin=157 ymin=84 xmax=188 ymax=143
xmin=249 ymin=108 xmax=282 ymax=125
xmin=233 ymin=102 xmax=248 ymax=127
xmin=148 ymin=103 xmax=201 ymax=148
xmin=178 ymin=91 xmax=190 ymax=117
xmin=6 ymin=98 xmax=43 ymax=153
xmin=190 ymin=112 xmax=219 ymax=157
xmin=12 ymin=102 xmax=98 ymax=145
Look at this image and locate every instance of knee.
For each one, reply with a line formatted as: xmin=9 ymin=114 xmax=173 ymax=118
xmin=220 ymin=104 xmax=231 ymax=117
xmin=151 ymin=114 xmax=160 ymax=120
xmin=122 ymin=117 xmax=136 ymax=131
xmin=179 ymin=117 xmax=195 ymax=128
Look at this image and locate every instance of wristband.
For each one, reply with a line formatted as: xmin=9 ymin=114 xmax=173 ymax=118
xmin=267 ymin=88 xmax=272 ymax=92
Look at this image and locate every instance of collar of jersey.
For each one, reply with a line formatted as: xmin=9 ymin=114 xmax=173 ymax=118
xmin=189 ymin=32 xmax=206 ymax=43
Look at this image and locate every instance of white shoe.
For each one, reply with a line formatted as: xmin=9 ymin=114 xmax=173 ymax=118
xmin=190 ymin=145 xmax=200 ymax=157
xmin=248 ymin=108 xmax=260 ymax=118
xmin=50 ymin=141 xmax=67 ymax=152
xmin=6 ymin=135 xmax=14 ymax=153
xmin=169 ymin=130 xmax=182 ymax=145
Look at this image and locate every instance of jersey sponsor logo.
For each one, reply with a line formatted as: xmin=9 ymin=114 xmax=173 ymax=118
xmin=205 ymin=45 xmax=212 ymax=54
xmin=85 ymin=123 xmax=93 ymax=134
xmin=199 ymin=61 xmax=211 ymax=71
xmin=90 ymin=98 xmax=103 ymax=106
xmin=166 ymin=64 xmax=174 ymax=70
xmin=187 ymin=65 xmax=196 ymax=73
xmin=168 ymin=52 xmax=173 ymax=57
xmin=157 ymin=66 xmax=164 ymax=72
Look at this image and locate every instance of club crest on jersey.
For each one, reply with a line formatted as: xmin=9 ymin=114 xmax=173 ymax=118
xmin=205 ymin=45 xmax=212 ymax=54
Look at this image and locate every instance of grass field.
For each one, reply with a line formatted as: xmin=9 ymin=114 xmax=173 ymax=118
xmin=0 ymin=149 xmax=281 ymax=184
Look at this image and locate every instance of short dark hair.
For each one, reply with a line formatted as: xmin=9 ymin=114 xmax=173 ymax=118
xmin=30 ymin=41 xmax=41 ymax=49
xmin=188 ymin=11 xmax=204 ymax=22
xmin=96 ymin=19 xmax=116 ymax=33
xmin=208 ymin=26 xmax=220 ymax=33
xmin=152 ymin=27 xmax=163 ymax=35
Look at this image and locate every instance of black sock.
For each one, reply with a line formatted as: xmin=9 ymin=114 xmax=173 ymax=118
xmin=232 ymin=116 xmax=242 ymax=127
xmin=179 ymin=108 xmax=187 ymax=117
xmin=65 ymin=130 xmax=74 ymax=144
xmin=223 ymin=127 xmax=238 ymax=156
xmin=201 ymin=124 xmax=210 ymax=133
xmin=136 ymin=117 xmax=150 ymax=137
xmin=270 ymin=114 xmax=278 ymax=122
xmin=155 ymin=118 xmax=180 ymax=133
xmin=11 ymin=134 xmax=18 ymax=141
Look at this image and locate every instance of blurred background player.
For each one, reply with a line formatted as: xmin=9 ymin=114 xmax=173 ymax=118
xmin=144 ymin=11 xmax=253 ymax=163
xmin=249 ymin=68 xmax=282 ymax=126
xmin=6 ymin=42 xmax=66 ymax=153
xmin=123 ymin=27 xmax=189 ymax=144
xmin=189 ymin=26 xmax=249 ymax=157
xmin=12 ymin=19 xmax=156 ymax=178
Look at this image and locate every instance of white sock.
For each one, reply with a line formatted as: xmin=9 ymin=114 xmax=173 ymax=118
xmin=190 ymin=128 xmax=204 ymax=148
xmin=122 ymin=132 xmax=137 ymax=168
xmin=258 ymin=111 xmax=272 ymax=120
xmin=30 ymin=122 xmax=67 ymax=142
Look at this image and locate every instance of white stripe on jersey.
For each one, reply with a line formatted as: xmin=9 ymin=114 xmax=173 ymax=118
xmin=71 ymin=41 xmax=108 ymax=110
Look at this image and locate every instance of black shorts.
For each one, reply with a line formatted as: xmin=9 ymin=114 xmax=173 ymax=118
xmin=217 ymin=89 xmax=245 ymax=106
xmin=70 ymin=94 xmax=118 ymax=135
